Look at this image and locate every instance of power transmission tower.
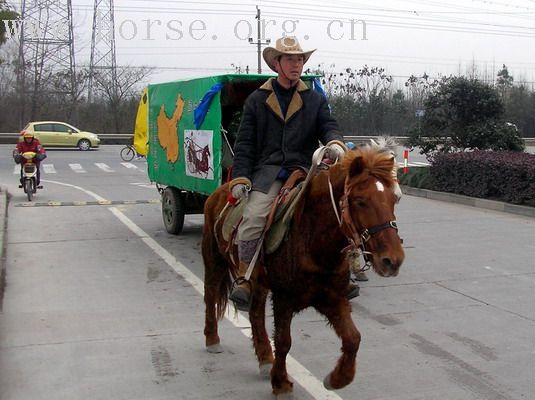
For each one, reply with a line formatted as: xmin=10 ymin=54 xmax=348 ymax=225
xmin=17 ymin=0 xmax=76 ymax=123
xmin=88 ymin=0 xmax=117 ymax=102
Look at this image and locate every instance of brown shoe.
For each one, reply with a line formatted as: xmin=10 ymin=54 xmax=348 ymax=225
xmin=347 ymin=283 xmax=360 ymax=300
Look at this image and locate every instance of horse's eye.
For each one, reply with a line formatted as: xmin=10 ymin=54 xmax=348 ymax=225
xmin=351 ymin=198 xmax=367 ymax=208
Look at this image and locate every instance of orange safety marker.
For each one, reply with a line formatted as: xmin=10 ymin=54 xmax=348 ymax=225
xmin=403 ymin=149 xmax=409 ymax=174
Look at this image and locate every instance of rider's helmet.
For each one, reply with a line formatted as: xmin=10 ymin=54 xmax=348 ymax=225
xmin=21 ymin=130 xmax=34 ymax=142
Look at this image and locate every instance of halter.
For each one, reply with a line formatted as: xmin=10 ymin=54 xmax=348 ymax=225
xmin=331 ymin=172 xmax=399 ymax=270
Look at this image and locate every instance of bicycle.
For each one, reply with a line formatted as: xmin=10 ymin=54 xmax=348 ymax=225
xmin=120 ymin=144 xmax=144 ymax=161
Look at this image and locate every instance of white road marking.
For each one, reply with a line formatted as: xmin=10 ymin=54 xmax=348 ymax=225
xmin=121 ymin=162 xmax=138 ymax=169
xmin=108 ymin=209 xmax=343 ymax=400
xmin=129 ymin=182 xmax=155 ymax=189
xmin=13 ymin=165 xmax=18 ymax=174
xmin=95 ymin=163 xmax=114 ymax=172
xmin=69 ymin=163 xmax=87 ymax=173
xmin=42 ymin=164 xmax=56 ymax=173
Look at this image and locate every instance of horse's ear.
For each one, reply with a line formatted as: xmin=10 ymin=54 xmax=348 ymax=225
xmin=348 ymin=156 xmax=365 ymax=177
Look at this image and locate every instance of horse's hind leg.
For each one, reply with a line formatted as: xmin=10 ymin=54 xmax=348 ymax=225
xmin=317 ymin=301 xmax=360 ymax=390
xmin=249 ymin=284 xmax=273 ymax=377
xmin=204 ymin=278 xmax=224 ymax=353
xmin=202 ymin=236 xmax=228 ymax=354
xmin=270 ymin=296 xmax=294 ymax=395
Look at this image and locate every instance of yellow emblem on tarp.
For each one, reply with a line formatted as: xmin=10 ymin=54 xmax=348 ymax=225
xmin=157 ymin=94 xmax=184 ymax=163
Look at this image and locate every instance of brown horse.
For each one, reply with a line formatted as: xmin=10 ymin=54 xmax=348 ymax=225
xmin=202 ymin=145 xmax=405 ymax=395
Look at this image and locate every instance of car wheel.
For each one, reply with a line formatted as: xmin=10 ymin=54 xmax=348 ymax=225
xmin=162 ymin=187 xmax=185 ymax=235
xmin=78 ymin=139 xmax=91 ymax=151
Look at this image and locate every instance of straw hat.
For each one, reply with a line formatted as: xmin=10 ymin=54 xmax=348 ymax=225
xmin=262 ymin=36 xmax=316 ymax=72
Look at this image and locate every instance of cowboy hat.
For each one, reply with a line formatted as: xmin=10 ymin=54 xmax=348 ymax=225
xmin=262 ymin=36 xmax=316 ymax=72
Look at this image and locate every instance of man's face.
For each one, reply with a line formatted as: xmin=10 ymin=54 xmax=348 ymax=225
xmin=275 ymin=54 xmax=304 ymax=80
xmin=24 ymin=137 xmax=33 ymax=144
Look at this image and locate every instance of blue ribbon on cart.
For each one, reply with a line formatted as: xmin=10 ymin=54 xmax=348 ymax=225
xmin=194 ymin=82 xmax=224 ymax=129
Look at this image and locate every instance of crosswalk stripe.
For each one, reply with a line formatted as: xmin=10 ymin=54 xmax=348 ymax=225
xmin=69 ymin=163 xmax=87 ymax=173
xmin=95 ymin=163 xmax=114 ymax=172
xmin=121 ymin=162 xmax=138 ymax=169
xmin=42 ymin=164 xmax=56 ymax=173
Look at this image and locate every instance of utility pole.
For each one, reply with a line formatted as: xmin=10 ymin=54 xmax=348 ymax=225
xmin=88 ymin=0 xmax=117 ymax=102
xmin=248 ymin=6 xmax=270 ymax=74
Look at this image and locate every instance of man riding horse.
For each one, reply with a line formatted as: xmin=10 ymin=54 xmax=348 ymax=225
xmin=228 ymin=36 xmax=358 ymax=310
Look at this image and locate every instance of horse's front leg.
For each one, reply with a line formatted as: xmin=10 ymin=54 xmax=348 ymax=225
xmin=249 ymin=284 xmax=273 ymax=376
xmin=317 ymin=300 xmax=361 ymax=390
xmin=271 ymin=294 xmax=294 ymax=395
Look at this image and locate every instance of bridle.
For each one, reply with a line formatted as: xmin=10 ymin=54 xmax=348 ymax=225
xmin=330 ymin=171 xmax=399 ymax=269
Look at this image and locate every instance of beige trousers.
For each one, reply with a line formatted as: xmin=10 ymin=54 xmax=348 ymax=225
xmin=237 ymin=180 xmax=283 ymax=241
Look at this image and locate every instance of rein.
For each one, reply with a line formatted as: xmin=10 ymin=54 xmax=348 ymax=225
xmin=329 ymin=162 xmax=399 ymax=270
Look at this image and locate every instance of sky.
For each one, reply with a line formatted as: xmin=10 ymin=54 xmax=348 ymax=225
xmin=8 ymin=0 xmax=535 ymax=88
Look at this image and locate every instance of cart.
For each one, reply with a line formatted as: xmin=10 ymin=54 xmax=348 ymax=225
xmin=136 ymin=74 xmax=325 ymax=234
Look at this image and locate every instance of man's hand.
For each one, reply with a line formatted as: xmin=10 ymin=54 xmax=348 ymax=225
xmin=326 ymin=142 xmax=346 ymax=162
xmin=231 ymin=183 xmax=249 ymax=200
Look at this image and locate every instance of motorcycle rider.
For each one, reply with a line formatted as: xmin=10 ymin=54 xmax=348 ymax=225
xmin=13 ymin=130 xmax=47 ymax=188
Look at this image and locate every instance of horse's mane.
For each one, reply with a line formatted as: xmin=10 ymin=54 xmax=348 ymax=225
xmin=340 ymin=142 xmax=396 ymax=187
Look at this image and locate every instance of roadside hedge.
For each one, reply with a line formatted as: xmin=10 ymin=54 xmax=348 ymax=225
xmin=429 ymin=151 xmax=535 ymax=206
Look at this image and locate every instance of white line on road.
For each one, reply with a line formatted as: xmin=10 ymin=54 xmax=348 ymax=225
xmin=13 ymin=165 xmax=18 ymax=174
xmin=40 ymin=179 xmax=107 ymax=201
xmin=95 ymin=163 xmax=114 ymax=172
xmin=69 ymin=163 xmax=87 ymax=173
xmin=108 ymin=208 xmax=343 ymax=400
xmin=121 ymin=162 xmax=138 ymax=169
xmin=42 ymin=163 xmax=56 ymax=173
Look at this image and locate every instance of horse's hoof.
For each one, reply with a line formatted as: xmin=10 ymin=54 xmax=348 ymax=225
xmin=206 ymin=343 xmax=224 ymax=353
xmin=323 ymin=374 xmax=334 ymax=390
xmin=259 ymin=363 xmax=271 ymax=378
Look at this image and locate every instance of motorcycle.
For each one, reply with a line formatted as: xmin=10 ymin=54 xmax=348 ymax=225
xmin=18 ymin=151 xmax=40 ymax=201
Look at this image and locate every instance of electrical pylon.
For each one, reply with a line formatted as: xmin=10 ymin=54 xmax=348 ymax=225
xmin=88 ymin=0 xmax=117 ymax=102
xmin=17 ymin=0 xmax=76 ymax=122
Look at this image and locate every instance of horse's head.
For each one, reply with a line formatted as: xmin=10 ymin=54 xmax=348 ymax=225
xmin=339 ymin=147 xmax=405 ymax=277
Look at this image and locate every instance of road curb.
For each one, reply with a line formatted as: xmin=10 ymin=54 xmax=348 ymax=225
xmin=401 ymin=185 xmax=535 ymax=218
xmin=0 ymin=186 xmax=8 ymax=309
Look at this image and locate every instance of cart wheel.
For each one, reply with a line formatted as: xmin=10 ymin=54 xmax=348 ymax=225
xmin=162 ymin=187 xmax=185 ymax=234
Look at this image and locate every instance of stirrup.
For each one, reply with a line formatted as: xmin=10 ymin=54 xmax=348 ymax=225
xmin=229 ymin=277 xmax=252 ymax=312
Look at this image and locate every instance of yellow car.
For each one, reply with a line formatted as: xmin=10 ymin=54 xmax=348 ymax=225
xmin=22 ymin=121 xmax=101 ymax=150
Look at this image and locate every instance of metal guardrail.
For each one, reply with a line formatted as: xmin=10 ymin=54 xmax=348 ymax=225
xmin=0 ymin=132 xmax=133 ymax=145
xmin=1 ymin=132 xmax=533 ymax=146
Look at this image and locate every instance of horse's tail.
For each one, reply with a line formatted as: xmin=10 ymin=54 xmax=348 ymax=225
xmin=202 ymin=186 xmax=233 ymax=321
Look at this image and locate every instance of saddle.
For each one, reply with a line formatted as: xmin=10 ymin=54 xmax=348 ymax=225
xmin=220 ymin=169 xmax=307 ymax=255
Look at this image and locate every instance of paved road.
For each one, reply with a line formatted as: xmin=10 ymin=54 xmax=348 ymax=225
xmin=0 ymin=145 xmax=534 ymax=400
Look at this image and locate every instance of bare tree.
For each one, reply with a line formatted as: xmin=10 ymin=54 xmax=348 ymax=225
xmin=92 ymin=65 xmax=153 ymax=133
